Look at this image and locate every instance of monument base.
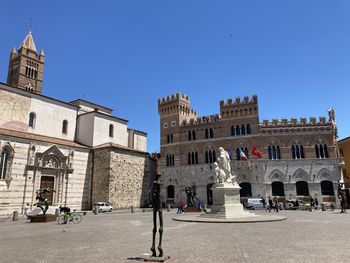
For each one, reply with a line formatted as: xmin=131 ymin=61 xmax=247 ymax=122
xmin=186 ymin=207 xmax=201 ymax=213
xmin=203 ymin=182 xmax=256 ymax=219
xmin=30 ymin=214 xmax=57 ymax=223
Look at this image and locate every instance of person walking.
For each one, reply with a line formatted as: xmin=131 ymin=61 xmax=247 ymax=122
xmin=24 ymin=203 xmax=30 ymax=220
xmin=315 ymin=197 xmax=319 ymax=210
xmin=261 ymin=197 xmax=266 ymax=210
xmin=273 ymin=196 xmax=279 ymax=212
xmin=268 ymin=196 xmax=273 ymax=212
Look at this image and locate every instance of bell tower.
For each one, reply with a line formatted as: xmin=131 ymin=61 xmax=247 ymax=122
xmin=7 ymin=30 xmax=45 ymax=94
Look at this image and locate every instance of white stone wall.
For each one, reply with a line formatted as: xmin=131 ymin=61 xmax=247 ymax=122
xmin=93 ymin=115 xmax=128 ymax=147
xmin=0 ymin=87 xmax=78 ymax=140
xmin=133 ymin=133 xmax=147 ymax=152
xmin=76 ymin=113 xmax=95 ymax=146
xmin=0 ymin=137 xmax=91 ymax=215
xmin=29 ymin=97 xmax=77 ymax=140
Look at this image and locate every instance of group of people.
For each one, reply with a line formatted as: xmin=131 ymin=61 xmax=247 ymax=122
xmin=261 ymin=196 xmax=280 ymax=212
xmin=176 ymin=199 xmax=187 ymax=214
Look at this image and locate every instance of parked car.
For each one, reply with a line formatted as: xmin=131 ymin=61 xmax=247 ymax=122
xmin=285 ymin=199 xmax=310 ymax=210
xmin=246 ymin=198 xmax=265 ymax=210
xmin=94 ymin=202 xmax=113 ymax=213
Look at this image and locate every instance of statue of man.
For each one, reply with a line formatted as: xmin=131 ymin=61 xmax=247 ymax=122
xmin=213 ymin=162 xmax=225 ymax=183
xmin=217 ymin=147 xmax=235 ymax=183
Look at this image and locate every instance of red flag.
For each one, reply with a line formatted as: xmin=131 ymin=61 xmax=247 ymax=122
xmin=239 ymin=148 xmax=248 ymax=161
xmin=251 ymin=145 xmax=263 ymax=158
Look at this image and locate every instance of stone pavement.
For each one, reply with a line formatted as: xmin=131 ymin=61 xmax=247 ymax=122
xmin=1 ymin=209 xmax=350 ymax=263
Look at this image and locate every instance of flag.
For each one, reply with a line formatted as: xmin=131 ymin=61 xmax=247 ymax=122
xmin=228 ymin=148 xmax=234 ymax=160
xmin=251 ymin=145 xmax=263 ymax=158
xmin=239 ymin=148 xmax=248 ymax=161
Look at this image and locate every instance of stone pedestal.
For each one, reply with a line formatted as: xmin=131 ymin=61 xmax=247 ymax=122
xmin=30 ymin=214 xmax=57 ymax=223
xmin=206 ymin=182 xmax=255 ymax=219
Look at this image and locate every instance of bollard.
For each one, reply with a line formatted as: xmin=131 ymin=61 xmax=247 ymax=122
xmin=321 ymin=203 xmax=326 ymax=211
xmin=167 ymin=204 xmax=171 ymax=212
xmin=12 ymin=211 xmax=18 ymax=221
xmin=131 ymin=206 xmax=134 ymax=213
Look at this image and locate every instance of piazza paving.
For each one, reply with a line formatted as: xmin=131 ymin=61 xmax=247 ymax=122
xmin=0 ymin=209 xmax=349 ymax=263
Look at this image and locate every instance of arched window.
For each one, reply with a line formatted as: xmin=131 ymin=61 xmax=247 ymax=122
xmin=244 ymin=147 xmax=249 ymax=157
xmin=109 ymin=124 xmax=114 ymax=137
xmin=272 ymin=146 xmax=277 ymax=160
xmin=300 ymin=145 xmax=304 ymax=158
xmin=321 ymin=180 xmax=334 ymax=196
xmin=239 ymin=182 xmax=252 ymax=197
xmin=0 ymin=147 xmax=11 ymax=180
xmin=324 ymin=144 xmax=328 ymax=158
xmin=268 ymin=146 xmax=272 ymax=159
xmin=205 ymin=129 xmax=209 ymax=139
xmin=62 ymin=120 xmax=68 ymax=134
xmin=167 ymin=185 xmax=175 ymax=199
xmin=246 ymin=124 xmax=251 ymax=134
xmin=272 ymin=182 xmax=285 ymax=196
xmin=236 ymin=125 xmax=240 ymax=136
xmin=296 ymin=181 xmax=309 ymax=196
xmin=277 ymin=146 xmax=281 ymax=159
xmin=241 ymin=125 xmax=246 ymax=135
xmin=231 ymin=126 xmax=235 ymax=136
xmin=206 ymin=150 xmax=216 ymax=163
xmin=188 ymin=130 xmax=196 ymax=141
xmin=315 ymin=144 xmax=329 ymax=159
xmin=166 ymin=154 xmax=174 ymax=167
xmin=292 ymin=145 xmax=304 ymax=159
xmin=188 ymin=151 xmax=198 ymax=165
xmin=207 ymin=184 xmax=214 ymax=205
xmin=28 ymin=112 xmax=36 ymax=128
xmin=209 ymin=128 xmax=214 ymax=138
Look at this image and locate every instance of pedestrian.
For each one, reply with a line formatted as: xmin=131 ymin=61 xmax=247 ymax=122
xmin=261 ymin=197 xmax=266 ymax=210
xmin=310 ymin=197 xmax=314 ymax=211
xmin=315 ymin=197 xmax=319 ymax=210
xmin=24 ymin=203 xmax=30 ymax=219
xmin=268 ymin=196 xmax=273 ymax=212
xmin=273 ymin=196 xmax=279 ymax=212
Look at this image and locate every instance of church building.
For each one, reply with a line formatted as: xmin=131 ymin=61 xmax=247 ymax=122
xmin=0 ymin=31 xmax=153 ymax=215
xmin=158 ymin=93 xmax=343 ymax=207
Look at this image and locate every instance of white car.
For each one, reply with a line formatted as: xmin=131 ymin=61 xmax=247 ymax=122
xmin=94 ymin=202 xmax=113 ymax=212
xmin=246 ymin=198 xmax=265 ymax=210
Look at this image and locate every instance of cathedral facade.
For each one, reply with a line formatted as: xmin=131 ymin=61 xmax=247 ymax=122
xmin=0 ymin=31 xmax=153 ymax=216
xmin=158 ymin=93 xmax=343 ymax=207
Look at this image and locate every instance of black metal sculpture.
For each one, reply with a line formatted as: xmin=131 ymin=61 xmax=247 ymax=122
xmin=150 ymin=174 xmax=163 ymax=258
xmin=338 ymin=183 xmax=346 ymax=213
xmin=185 ymin=186 xmax=199 ymax=208
xmin=33 ymin=188 xmax=56 ymax=215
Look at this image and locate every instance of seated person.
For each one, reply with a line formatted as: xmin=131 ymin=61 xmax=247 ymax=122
xmin=59 ymin=206 xmax=71 ymax=214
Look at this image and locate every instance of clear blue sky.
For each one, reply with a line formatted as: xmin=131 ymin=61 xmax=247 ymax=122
xmin=1 ymin=1 xmax=349 ymax=152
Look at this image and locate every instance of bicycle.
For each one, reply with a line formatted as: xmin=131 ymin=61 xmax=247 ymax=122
xmin=57 ymin=212 xmax=82 ymax=224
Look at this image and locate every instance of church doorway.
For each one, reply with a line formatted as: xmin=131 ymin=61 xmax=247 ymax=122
xmin=40 ymin=176 xmax=55 ymax=205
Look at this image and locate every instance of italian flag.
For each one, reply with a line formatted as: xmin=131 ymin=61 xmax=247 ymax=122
xmin=239 ymin=148 xmax=248 ymax=161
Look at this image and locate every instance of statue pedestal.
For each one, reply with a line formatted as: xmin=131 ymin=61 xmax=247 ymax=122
xmin=30 ymin=214 xmax=57 ymax=223
xmin=206 ymin=182 xmax=255 ymax=219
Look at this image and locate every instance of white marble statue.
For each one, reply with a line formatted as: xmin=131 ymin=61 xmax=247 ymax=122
xmin=217 ymin=147 xmax=236 ymax=184
xmin=213 ymin=162 xmax=225 ymax=183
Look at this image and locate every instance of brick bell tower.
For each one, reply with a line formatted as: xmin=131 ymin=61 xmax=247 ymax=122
xmin=7 ymin=30 xmax=45 ymax=94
